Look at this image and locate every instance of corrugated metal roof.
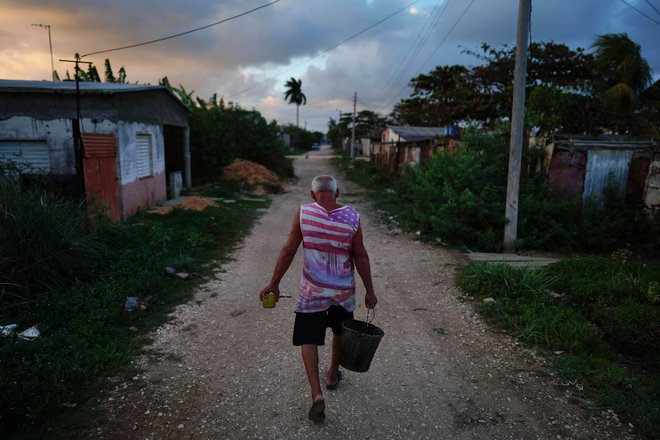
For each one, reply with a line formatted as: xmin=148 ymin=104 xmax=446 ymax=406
xmin=388 ymin=125 xmax=444 ymax=142
xmin=555 ymin=139 xmax=657 ymax=151
xmin=0 ymin=79 xmax=163 ymax=95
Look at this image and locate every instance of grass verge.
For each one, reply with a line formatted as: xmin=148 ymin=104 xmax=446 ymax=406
xmin=335 ymin=152 xmax=659 ymax=438
xmin=0 ymin=186 xmax=268 ymax=439
xmin=457 ymin=260 xmax=659 ymax=439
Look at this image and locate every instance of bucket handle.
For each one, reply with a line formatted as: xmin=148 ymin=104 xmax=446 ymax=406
xmin=366 ymin=306 xmax=376 ymax=324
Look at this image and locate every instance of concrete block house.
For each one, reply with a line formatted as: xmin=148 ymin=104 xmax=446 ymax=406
xmin=0 ymin=80 xmax=190 ymax=220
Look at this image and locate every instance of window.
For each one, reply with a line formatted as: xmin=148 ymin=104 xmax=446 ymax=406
xmin=135 ymin=134 xmax=153 ymax=178
xmin=0 ymin=141 xmax=50 ymax=173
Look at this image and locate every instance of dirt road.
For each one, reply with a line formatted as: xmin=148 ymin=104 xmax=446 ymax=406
xmin=97 ymin=149 xmax=633 ymax=439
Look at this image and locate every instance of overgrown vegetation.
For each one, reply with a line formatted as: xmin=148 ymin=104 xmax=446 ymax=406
xmin=335 ymin=127 xmax=660 ymax=254
xmin=0 ymin=188 xmax=267 ymax=438
xmin=185 ymin=96 xmax=294 ymax=184
xmin=391 ymin=35 xmax=659 ymax=139
xmin=336 ymin=141 xmax=659 ymax=437
xmin=458 ymin=259 xmax=660 ymax=439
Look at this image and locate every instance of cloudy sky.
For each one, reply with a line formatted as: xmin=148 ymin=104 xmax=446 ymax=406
xmin=1 ymin=0 xmax=659 ymax=132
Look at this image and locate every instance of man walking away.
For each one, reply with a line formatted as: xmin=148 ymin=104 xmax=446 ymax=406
xmin=259 ymin=175 xmax=378 ymax=423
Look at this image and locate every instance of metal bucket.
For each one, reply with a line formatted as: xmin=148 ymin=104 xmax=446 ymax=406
xmin=339 ymin=318 xmax=384 ymax=372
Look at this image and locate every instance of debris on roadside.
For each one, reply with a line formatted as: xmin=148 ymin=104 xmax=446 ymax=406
xmin=125 ymin=297 xmax=139 ymax=311
xmin=125 ymin=296 xmax=155 ymax=312
xmin=165 ymin=266 xmax=194 ymax=280
xmin=17 ymin=325 xmax=40 ymax=341
xmin=1 ymin=324 xmax=17 ymax=337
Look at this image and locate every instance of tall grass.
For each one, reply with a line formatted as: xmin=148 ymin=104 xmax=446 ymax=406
xmin=0 ymin=188 xmax=267 ymax=438
xmin=458 ymin=260 xmax=660 ymax=439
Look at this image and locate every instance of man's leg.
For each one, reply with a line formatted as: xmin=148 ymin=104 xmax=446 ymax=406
xmin=326 ymin=334 xmax=341 ymax=386
xmin=301 ymin=344 xmax=324 ymax=402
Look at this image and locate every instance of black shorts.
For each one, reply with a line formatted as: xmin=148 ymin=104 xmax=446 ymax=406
xmin=293 ymin=305 xmax=354 ymax=346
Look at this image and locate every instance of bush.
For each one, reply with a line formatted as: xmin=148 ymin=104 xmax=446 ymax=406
xmin=348 ymin=125 xmax=660 ymax=254
xmin=595 ymin=299 xmax=660 ymax=357
xmin=0 ymin=191 xmax=108 ymax=303
xmin=189 ymin=101 xmax=293 ymax=184
xmin=397 ymin=148 xmax=507 ymax=251
xmin=0 ymin=189 xmax=266 ymax=437
xmin=458 ymin=259 xmax=660 ymax=439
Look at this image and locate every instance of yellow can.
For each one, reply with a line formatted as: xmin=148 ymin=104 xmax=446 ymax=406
xmin=261 ymin=292 xmax=277 ymax=308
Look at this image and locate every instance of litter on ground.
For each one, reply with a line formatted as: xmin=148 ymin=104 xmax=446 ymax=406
xmin=1 ymin=324 xmax=17 ymax=337
xmin=17 ymin=325 xmax=40 ymax=341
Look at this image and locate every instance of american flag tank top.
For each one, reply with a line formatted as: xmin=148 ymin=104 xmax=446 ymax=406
xmin=296 ymin=202 xmax=360 ymax=313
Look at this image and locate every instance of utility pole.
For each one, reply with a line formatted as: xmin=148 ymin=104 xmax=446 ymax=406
xmin=32 ymin=23 xmax=56 ymax=81
xmin=350 ymin=91 xmax=357 ymax=158
xmin=60 ymin=53 xmax=92 ymax=198
xmin=503 ymin=0 xmax=531 ymax=253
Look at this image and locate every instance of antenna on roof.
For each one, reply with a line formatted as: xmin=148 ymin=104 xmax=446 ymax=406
xmin=31 ymin=24 xmax=56 ymax=81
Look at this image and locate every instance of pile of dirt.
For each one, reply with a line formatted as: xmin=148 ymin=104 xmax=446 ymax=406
xmin=148 ymin=196 xmax=218 ymax=215
xmin=222 ymin=159 xmax=283 ymax=195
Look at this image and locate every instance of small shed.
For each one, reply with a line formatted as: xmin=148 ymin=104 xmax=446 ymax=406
xmin=0 ymin=80 xmax=191 ymax=220
xmin=371 ymin=125 xmax=445 ymax=173
xmin=545 ymin=137 xmax=659 ymax=209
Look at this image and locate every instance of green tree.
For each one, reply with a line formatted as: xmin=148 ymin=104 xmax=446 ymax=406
xmin=104 ymin=59 xmax=116 ymax=82
xmin=283 ymin=77 xmax=306 ymax=128
xmin=103 ymin=59 xmax=127 ymax=83
xmin=393 ymin=42 xmax=597 ymax=133
xmin=591 ymin=33 xmax=655 ymax=135
xmin=188 ymin=96 xmax=292 ymax=182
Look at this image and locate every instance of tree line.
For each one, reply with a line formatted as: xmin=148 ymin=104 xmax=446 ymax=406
xmin=391 ymin=33 xmax=658 ymax=139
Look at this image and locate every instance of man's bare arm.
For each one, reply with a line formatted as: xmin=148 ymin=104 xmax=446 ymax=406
xmin=352 ymin=222 xmax=378 ymax=308
xmin=259 ymin=209 xmax=303 ymax=300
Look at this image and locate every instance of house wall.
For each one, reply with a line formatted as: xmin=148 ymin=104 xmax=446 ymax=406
xmin=360 ymin=138 xmax=371 ymax=157
xmin=382 ymin=128 xmax=400 ymax=143
xmin=645 ymin=161 xmax=660 ymax=210
xmin=91 ymin=120 xmax=167 ymax=218
xmin=0 ymin=116 xmax=77 ymax=175
xmin=0 ymin=115 xmax=167 ymax=218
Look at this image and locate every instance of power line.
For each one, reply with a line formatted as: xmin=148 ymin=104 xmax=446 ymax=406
xmin=81 ymin=0 xmax=280 ymax=58
xmin=617 ymin=0 xmax=660 ymax=26
xmin=366 ymin=0 xmax=450 ymax=109
xmin=642 ymin=0 xmax=660 ymax=16
xmin=230 ymin=0 xmax=421 ymax=98
xmin=375 ymin=0 xmax=478 ymax=115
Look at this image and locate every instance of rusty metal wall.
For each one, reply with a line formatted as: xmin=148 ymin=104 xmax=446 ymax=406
xmin=582 ymin=149 xmax=633 ymax=204
xmin=547 ymin=150 xmax=587 ymax=200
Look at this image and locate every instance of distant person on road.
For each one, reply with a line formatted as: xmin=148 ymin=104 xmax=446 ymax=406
xmin=259 ymin=174 xmax=378 ymax=424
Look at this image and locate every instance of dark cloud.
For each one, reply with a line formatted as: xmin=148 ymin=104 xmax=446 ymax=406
xmin=2 ymin=0 xmax=658 ymax=131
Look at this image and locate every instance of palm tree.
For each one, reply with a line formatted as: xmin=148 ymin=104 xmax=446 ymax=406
xmin=591 ymin=33 xmax=653 ymax=133
xmin=284 ymin=77 xmax=307 ymax=127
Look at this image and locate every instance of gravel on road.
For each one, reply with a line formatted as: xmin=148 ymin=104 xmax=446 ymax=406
xmin=96 ymin=150 xmax=634 ymax=440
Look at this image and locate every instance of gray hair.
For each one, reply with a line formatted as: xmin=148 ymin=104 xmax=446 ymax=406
xmin=311 ymin=175 xmax=337 ymax=193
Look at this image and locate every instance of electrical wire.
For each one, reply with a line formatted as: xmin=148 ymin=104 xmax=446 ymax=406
xmin=81 ymin=0 xmax=280 ymax=58
xmin=375 ymin=0 xmax=478 ymax=115
xmin=617 ymin=0 xmax=660 ymax=25
xmin=229 ymin=0 xmax=421 ymax=98
xmin=365 ymin=0 xmax=450 ymax=109
xmin=642 ymin=0 xmax=660 ymax=17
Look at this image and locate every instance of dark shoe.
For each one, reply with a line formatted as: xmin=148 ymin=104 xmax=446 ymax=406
xmin=325 ymin=370 xmax=343 ymax=391
xmin=308 ymin=399 xmax=325 ymax=423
